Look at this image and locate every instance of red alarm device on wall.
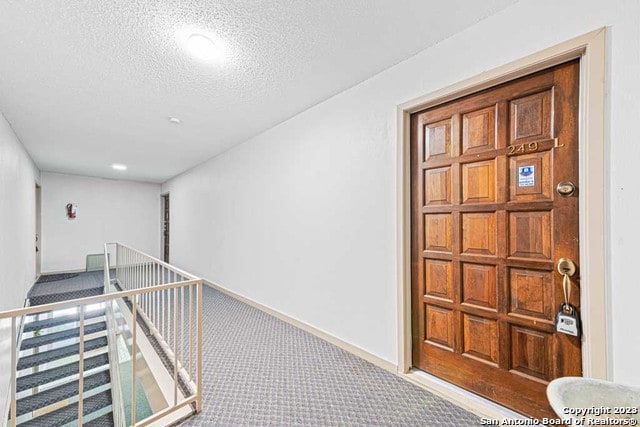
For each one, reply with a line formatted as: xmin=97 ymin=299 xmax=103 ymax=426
xmin=66 ymin=203 xmax=77 ymax=219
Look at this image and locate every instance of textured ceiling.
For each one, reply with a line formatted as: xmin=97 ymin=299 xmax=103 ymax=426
xmin=0 ymin=0 xmax=516 ymax=183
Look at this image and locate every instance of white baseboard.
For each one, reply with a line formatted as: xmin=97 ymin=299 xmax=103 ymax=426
xmin=202 ymin=279 xmax=522 ymax=420
xmin=40 ymin=268 xmax=86 ymax=275
xmin=202 ymin=279 xmax=397 ymax=374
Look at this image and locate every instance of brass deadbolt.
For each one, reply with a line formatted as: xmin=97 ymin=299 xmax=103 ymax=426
xmin=557 ymin=258 xmax=577 ymax=276
xmin=557 ymin=181 xmax=576 ymax=197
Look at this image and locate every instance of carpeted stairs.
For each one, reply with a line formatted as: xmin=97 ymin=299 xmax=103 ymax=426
xmin=9 ymin=291 xmax=115 ymax=426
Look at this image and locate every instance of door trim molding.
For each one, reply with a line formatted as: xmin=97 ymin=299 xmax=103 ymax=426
xmin=396 ymin=27 xmax=608 ymax=385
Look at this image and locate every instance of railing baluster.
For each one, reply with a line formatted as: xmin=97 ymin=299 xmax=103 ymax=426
xmin=150 ymin=264 xmax=154 ymax=322
xmin=180 ymin=284 xmax=185 ymax=380
xmin=142 ymin=258 xmax=145 ymax=308
xmin=158 ymin=263 xmax=162 ymax=327
xmin=10 ymin=316 xmax=16 ymax=427
xmin=148 ymin=263 xmax=151 ymax=311
xmin=151 ymin=264 xmax=160 ymax=328
xmin=161 ymin=267 xmax=165 ymax=337
xmin=189 ymin=283 xmax=193 ymax=382
xmin=165 ymin=267 xmax=168 ymax=337
xmin=197 ymin=280 xmax=203 ymax=412
xmin=158 ymin=266 xmax=161 ymax=335
xmin=148 ymin=262 xmax=151 ymax=310
xmin=161 ymin=265 xmax=164 ymax=331
xmin=132 ymin=294 xmax=137 ymax=426
xmin=146 ymin=261 xmax=149 ymax=308
xmin=155 ymin=264 xmax=158 ymax=331
xmin=154 ymin=264 xmax=159 ymax=327
xmin=145 ymin=260 xmax=149 ymax=313
xmin=151 ymin=262 xmax=155 ymax=325
xmin=78 ymin=305 xmax=85 ymax=426
xmin=161 ymin=270 xmax=165 ymax=337
xmin=173 ymin=286 xmax=178 ymax=405
xmin=126 ymin=248 xmax=130 ymax=289
xmin=133 ymin=251 xmax=137 ymax=290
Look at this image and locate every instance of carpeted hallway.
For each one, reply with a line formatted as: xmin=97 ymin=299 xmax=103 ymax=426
xmin=24 ymin=272 xmax=481 ymax=425
xmin=28 ymin=271 xmax=107 ymax=305
xmin=182 ymin=286 xmax=479 ymax=426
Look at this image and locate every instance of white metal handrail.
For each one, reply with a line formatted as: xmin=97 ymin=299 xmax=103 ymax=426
xmin=113 ymin=243 xmax=203 ymax=415
xmin=103 ymin=245 xmax=126 ymax=427
xmin=1 ymin=243 xmax=203 ymax=427
xmin=113 ymin=242 xmax=198 ymax=281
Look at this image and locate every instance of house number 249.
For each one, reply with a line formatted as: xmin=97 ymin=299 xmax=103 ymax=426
xmin=507 ymin=141 xmax=539 ymax=156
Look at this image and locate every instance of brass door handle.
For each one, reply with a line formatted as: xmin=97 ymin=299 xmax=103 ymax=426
xmin=557 ymin=258 xmax=577 ymax=314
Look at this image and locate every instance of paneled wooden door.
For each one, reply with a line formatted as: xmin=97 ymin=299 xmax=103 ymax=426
xmin=410 ymin=60 xmax=581 ymax=418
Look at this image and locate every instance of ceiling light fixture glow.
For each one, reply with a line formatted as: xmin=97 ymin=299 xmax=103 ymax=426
xmin=186 ymin=34 xmax=220 ymax=61
xmin=111 ymin=163 xmax=127 ymax=171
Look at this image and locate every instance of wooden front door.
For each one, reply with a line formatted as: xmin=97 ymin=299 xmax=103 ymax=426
xmin=410 ymin=60 xmax=581 ymax=418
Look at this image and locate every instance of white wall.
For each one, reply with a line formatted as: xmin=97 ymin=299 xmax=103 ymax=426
xmin=41 ymin=172 xmax=161 ymax=272
xmin=0 ymin=112 xmax=40 ymax=418
xmin=0 ymin=113 xmax=40 ymax=310
xmin=163 ymin=0 xmax=640 ymax=385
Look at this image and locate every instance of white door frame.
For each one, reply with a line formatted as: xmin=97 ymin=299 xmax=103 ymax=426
xmin=396 ymin=27 xmax=608 ymax=400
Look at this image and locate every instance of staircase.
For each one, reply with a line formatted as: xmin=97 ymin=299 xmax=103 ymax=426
xmin=4 ymin=243 xmax=204 ymax=427
xmin=9 ymin=304 xmax=115 ymax=426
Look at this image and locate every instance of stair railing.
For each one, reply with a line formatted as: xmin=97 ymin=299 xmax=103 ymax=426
xmin=0 ymin=243 xmax=203 ymax=427
xmin=110 ymin=242 xmax=203 ymax=425
xmin=103 ymin=244 xmax=126 ymax=427
xmin=2 ymin=297 xmax=28 ymax=426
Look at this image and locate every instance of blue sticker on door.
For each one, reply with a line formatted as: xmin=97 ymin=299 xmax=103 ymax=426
xmin=518 ymin=165 xmax=535 ymax=187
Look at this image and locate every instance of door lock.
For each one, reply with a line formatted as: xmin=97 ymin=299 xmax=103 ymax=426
xmin=557 ymin=258 xmax=576 ymax=276
xmin=556 ymin=181 xmax=576 ymax=197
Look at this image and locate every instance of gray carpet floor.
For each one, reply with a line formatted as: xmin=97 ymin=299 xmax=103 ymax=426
xmin=27 ymin=272 xmax=480 ymax=425
xmin=181 ymin=286 xmax=479 ymax=427
xmin=29 ymin=271 xmax=104 ymax=297
xmin=28 ymin=271 xmax=107 ymax=305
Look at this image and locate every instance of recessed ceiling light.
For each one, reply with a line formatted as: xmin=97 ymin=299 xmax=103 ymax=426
xmin=186 ymin=34 xmax=221 ymax=61
xmin=111 ymin=163 xmax=127 ymax=171
xmin=168 ymin=117 xmax=181 ymax=124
